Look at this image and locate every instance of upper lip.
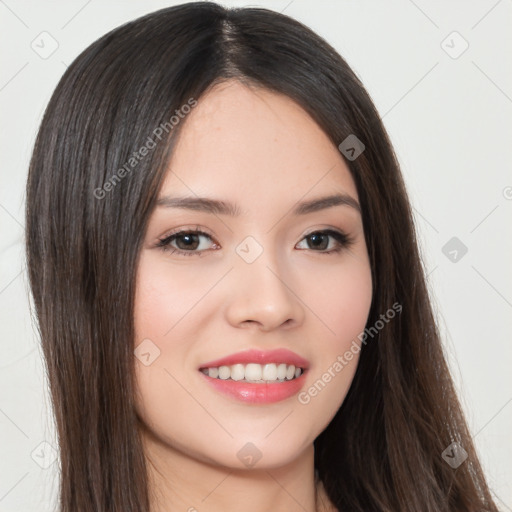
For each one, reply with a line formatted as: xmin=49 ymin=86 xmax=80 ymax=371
xmin=199 ymin=349 xmax=310 ymax=370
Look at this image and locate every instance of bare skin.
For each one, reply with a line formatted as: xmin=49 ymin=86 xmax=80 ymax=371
xmin=134 ymin=79 xmax=372 ymax=512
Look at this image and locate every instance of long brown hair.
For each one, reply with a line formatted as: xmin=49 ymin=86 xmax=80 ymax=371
xmin=25 ymin=2 xmax=498 ymax=511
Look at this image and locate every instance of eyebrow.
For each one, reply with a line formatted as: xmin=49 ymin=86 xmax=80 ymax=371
xmin=156 ymin=193 xmax=361 ymax=216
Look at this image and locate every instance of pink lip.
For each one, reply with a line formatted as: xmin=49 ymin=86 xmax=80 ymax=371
xmin=199 ymin=348 xmax=310 ymax=370
xmin=199 ymin=372 xmax=307 ymax=404
xmin=198 ymin=349 xmax=310 ymax=404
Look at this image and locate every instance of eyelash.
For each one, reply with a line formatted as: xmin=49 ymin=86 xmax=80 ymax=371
xmin=155 ymin=226 xmax=355 ymax=257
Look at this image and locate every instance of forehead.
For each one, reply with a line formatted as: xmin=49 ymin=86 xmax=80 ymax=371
xmin=161 ymin=80 xmax=358 ymax=210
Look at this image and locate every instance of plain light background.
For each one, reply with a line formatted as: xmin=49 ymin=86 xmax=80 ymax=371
xmin=0 ymin=1 xmax=511 ymax=510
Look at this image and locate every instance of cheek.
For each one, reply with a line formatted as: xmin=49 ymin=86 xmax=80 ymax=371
xmin=133 ymin=254 xmax=213 ymax=343
xmin=294 ymin=256 xmax=372 ymax=416
xmin=133 ymin=257 xmax=220 ymax=461
xmin=329 ymin=265 xmax=373 ymax=347
xmin=298 ymin=252 xmax=373 ymax=349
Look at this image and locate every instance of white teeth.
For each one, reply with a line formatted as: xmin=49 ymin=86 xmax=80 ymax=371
xmin=286 ymin=365 xmax=296 ymax=380
xmin=245 ymin=363 xmax=262 ymax=381
xmin=218 ymin=366 xmax=230 ymax=380
xmin=262 ymin=363 xmax=277 ymax=380
xmin=277 ymin=363 xmax=287 ymax=380
xmin=201 ymin=363 xmax=304 ymax=382
xmin=230 ymin=364 xmax=245 ymax=381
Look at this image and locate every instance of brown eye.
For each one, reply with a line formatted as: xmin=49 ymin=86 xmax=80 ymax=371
xmin=174 ymin=233 xmax=201 ymax=250
xmin=296 ymin=229 xmax=353 ymax=255
xmin=156 ymin=229 xmax=217 ymax=257
xmin=306 ymin=232 xmax=330 ymax=250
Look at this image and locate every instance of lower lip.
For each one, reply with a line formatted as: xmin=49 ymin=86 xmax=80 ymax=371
xmin=199 ymin=371 xmax=307 ymax=404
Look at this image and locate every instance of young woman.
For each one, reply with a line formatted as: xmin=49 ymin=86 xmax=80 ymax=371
xmin=25 ymin=2 xmax=499 ymax=511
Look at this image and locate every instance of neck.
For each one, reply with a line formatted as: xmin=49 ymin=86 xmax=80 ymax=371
xmin=141 ymin=431 xmax=333 ymax=512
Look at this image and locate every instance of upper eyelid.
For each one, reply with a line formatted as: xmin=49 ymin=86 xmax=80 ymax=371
xmin=159 ymin=227 xmax=215 ymax=243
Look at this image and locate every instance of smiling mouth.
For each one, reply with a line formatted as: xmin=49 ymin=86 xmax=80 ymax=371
xmin=199 ymin=362 xmax=304 ymax=383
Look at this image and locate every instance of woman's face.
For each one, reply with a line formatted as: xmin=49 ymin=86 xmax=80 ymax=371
xmin=134 ymin=80 xmax=372 ymax=470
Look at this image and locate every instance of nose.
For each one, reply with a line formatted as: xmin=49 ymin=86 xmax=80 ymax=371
xmin=223 ymin=243 xmax=306 ymax=331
